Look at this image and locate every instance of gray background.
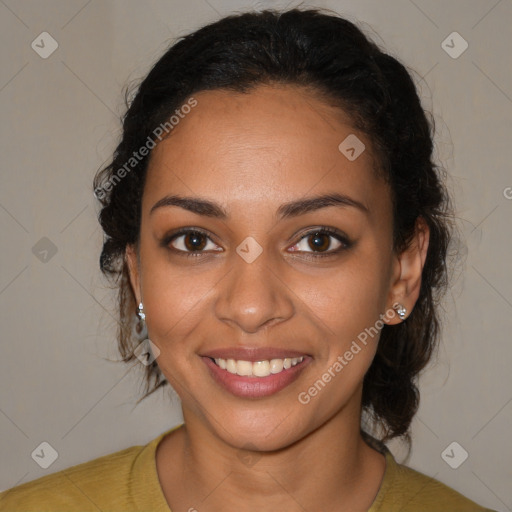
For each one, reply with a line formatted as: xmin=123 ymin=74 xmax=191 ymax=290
xmin=0 ymin=0 xmax=511 ymax=510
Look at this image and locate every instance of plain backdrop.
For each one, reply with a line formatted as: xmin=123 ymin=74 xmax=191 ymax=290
xmin=0 ymin=1 xmax=511 ymax=510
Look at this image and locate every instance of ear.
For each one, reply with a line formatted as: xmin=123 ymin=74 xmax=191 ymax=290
xmin=125 ymin=243 xmax=141 ymax=305
xmin=385 ymin=217 xmax=430 ymax=325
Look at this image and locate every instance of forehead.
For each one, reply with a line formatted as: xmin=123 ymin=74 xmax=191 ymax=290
xmin=143 ymin=84 xmax=389 ymax=219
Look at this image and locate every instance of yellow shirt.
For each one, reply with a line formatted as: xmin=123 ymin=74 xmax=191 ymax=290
xmin=0 ymin=424 xmax=496 ymax=512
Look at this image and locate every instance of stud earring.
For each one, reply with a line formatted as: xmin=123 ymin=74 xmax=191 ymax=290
xmin=135 ymin=302 xmax=148 ymax=338
xmin=394 ymin=303 xmax=407 ymax=321
xmin=137 ymin=302 xmax=146 ymax=322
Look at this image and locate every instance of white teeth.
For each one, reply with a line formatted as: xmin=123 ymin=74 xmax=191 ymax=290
xmin=270 ymin=359 xmax=284 ymax=374
xmin=236 ymin=360 xmax=253 ymax=376
xmin=212 ymin=356 xmax=304 ymax=377
xmin=253 ymin=360 xmax=270 ymax=377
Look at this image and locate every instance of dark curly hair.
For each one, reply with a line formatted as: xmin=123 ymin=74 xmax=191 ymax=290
xmin=93 ymin=7 xmax=458 ymax=444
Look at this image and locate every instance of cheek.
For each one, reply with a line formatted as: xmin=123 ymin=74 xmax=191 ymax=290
xmin=295 ymin=267 xmax=384 ymax=416
xmin=141 ymin=266 xmax=214 ymax=344
xmin=139 ymin=267 xmax=212 ymax=394
xmin=294 ymin=253 xmax=389 ymax=390
xmin=299 ymin=255 xmax=388 ymax=338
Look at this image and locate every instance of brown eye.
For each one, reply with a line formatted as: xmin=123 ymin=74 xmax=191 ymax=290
xmin=166 ymin=229 xmax=220 ymax=255
xmin=288 ymin=227 xmax=352 ymax=258
xmin=182 ymin=231 xmax=207 ymax=251
xmin=307 ymin=232 xmax=332 ymax=252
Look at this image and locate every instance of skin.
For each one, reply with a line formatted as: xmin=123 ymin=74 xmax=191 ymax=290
xmin=126 ymin=83 xmax=429 ymax=512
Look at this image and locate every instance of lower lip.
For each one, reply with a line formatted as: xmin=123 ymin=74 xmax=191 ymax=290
xmin=202 ymin=357 xmax=310 ymax=398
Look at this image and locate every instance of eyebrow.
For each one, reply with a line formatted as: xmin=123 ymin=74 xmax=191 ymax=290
xmin=149 ymin=192 xmax=369 ymax=220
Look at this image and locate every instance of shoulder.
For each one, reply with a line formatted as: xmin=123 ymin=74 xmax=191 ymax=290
xmin=0 ymin=444 xmax=143 ymax=512
xmin=370 ymin=448 xmax=497 ymax=512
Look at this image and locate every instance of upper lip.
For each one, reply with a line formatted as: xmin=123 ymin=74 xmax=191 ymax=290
xmin=202 ymin=347 xmax=309 ymax=362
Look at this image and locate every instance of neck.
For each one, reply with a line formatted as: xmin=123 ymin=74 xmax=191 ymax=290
xmin=157 ymin=398 xmax=386 ymax=512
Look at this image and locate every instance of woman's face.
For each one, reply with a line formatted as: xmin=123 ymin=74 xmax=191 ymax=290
xmin=127 ymin=84 xmax=409 ymax=450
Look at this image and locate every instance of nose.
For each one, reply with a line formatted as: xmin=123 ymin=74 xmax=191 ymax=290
xmin=214 ymin=245 xmax=295 ymax=334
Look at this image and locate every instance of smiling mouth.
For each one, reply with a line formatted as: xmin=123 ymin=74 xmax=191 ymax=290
xmin=209 ymin=356 xmax=305 ymax=378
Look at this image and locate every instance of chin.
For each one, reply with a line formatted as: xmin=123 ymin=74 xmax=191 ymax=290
xmin=209 ymin=406 xmax=308 ymax=451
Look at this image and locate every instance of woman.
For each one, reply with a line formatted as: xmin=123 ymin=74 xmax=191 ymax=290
xmin=0 ymin=8 xmax=497 ymax=511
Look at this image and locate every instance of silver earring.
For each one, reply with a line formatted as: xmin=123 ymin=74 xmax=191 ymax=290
xmin=394 ymin=303 xmax=407 ymax=321
xmin=135 ymin=302 xmax=148 ymax=339
xmin=137 ymin=302 xmax=146 ymax=322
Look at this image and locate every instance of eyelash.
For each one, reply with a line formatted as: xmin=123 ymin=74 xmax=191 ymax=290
xmin=161 ymin=226 xmax=352 ymax=260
